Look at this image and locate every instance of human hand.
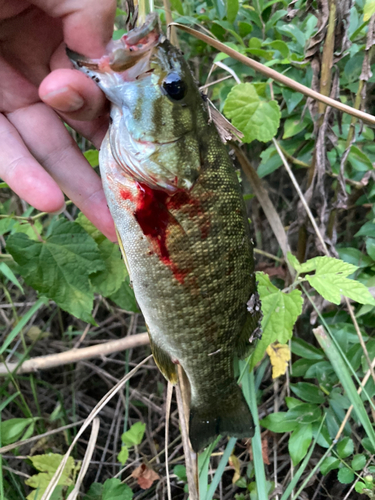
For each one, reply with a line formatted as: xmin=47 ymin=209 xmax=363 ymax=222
xmin=0 ymin=0 xmax=117 ymax=240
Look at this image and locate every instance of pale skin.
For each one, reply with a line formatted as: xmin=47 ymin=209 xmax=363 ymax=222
xmin=0 ymin=0 xmax=118 ymax=241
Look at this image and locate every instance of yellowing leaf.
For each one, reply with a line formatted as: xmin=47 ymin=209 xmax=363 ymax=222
xmin=25 ymin=453 xmax=78 ymax=500
xmin=229 ymin=454 xmax=241 ymax=484
xmin=266 ymin=343 xmax=291 ymax=378
xmin=364 ymin=0 xmax=375 ymax=21
xmin=250 ymin=272 xmax=303 ymax=369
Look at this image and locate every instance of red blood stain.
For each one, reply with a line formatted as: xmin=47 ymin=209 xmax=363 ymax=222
xmin=118 ymin=182 xmax=210 ymax=284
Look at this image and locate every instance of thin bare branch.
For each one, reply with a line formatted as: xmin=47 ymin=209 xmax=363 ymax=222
xmin=171 ymin=22 xmax=375 ymax=125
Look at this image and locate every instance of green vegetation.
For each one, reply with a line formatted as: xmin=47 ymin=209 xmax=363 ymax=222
xmin=2 ymin=0 xmax=375 ymax=498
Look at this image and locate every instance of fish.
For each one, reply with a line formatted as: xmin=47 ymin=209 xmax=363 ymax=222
xmin=67 ymin=13 xmax=261 ymax=452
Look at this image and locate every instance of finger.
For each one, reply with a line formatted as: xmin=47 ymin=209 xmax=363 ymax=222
xmin=7 ymin=103 xmax=117 ymax=241
xmin=29 ymin=0 xmax=117 ymax=57
xmin=39 ymin=68 xmax=108 ymax=121
xmin=0 ymin=114 xmax=65 ymax=212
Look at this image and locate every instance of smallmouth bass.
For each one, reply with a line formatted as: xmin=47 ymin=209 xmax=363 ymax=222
xmin=68 ymin=14 xmax=261 ymax=452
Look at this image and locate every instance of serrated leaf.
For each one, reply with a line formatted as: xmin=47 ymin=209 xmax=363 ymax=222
xmin=306 ymin=272 xmax=375 ymax=305
xmin=298 ymin=256 xmax=358 ymax=275
xmin=266 ymin=342 xmax=290 ymax=378
xmin=289 ymin=423 xmax=312 ymax=466
xmin=83 ymin=482 xmax=103 ymax=500
xmin=6 ymin=219 xmax=104 ymax=322
xmin=260 ymin=412 xmax=298 ymax=433
xmin=337 ymin=467 xmax=355 ymax=484
xmin=250 ymin=272 xmax=303 ymax=368
xmin=364 ymin=0 xmax=375 ymax=22
xmin=223 ymin=83 xmax=281 ymax=143
xmin=121 ymin=422 xmax=146 ymax=447
xmin=26 ymin=453 xmax=77 ymax=500
xmin=117 ymin=445 xmax=129 ymax=465
xmin=351 ymin=454 xmax=367 ymax=471
xmin=90 ymin=239 xmax=126 ymax=296
xmin=102 ymin=478 xmax=133 ymax=500
xmin=337 ymin=437 xmax=354 ymax=458
xmin=320 ymin=456 xmax=340 ymax=475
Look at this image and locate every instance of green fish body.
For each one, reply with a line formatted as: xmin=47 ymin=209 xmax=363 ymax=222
xmin=68 ymin=14 xmax=261 ymax=452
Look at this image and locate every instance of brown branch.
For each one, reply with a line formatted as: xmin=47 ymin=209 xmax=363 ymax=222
xmin=171 ymin=22 xmax=375 ymax=125
xmin=0 ymin=333 xmax=150 ymax=376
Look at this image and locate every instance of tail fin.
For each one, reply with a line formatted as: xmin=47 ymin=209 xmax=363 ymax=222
xmin=189 ymin=383 xmax=254 ymax=453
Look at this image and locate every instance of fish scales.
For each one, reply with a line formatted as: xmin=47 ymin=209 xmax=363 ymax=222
xmin=68 ymin=14 xmax=261 ymax=452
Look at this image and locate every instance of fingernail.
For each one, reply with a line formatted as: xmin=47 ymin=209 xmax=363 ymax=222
xmin=41 ymin=87 xmax=84 ymax=112
xmin=50 ymin=202 xmax=66 ymax=215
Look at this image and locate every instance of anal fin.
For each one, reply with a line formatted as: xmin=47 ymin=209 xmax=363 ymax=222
xmin=148 ymin=332 xmax=178 ymax=384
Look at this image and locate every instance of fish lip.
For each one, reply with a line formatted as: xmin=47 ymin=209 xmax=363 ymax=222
xmin=66 ymin=13 xmax=161 ymax=73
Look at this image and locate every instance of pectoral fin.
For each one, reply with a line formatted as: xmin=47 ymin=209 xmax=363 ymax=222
xmin=148 ymin=332 xmax=178 ymax=384
xmin=236 ymin=303 xmax=262 ymax=359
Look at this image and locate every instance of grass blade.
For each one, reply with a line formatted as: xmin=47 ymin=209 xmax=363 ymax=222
xmin=314 ymin=326 xmax=375 ymax=451
xmin=240 ymin=363 xmax=268 ymax=500
xmin=0 ymin=297 xmax=48 ymax=355
xmin=204 ymin=437 xmax=236 ymax=500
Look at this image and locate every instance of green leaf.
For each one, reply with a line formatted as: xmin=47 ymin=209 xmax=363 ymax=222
xmin=226 ymin=0 xmax=238 ymax=23
xmin=320 ymin=456 xmax=340 ymax=475
xmin=291 ymin=338 xmax=324 ymax=360
xmin=363 ymin=0 xmax=375 ymax=22
xmin=356 ymin=221 xmax=375 ymax=238
xmin=0 ymin=262 xmax=24 ymax=293
xmin=260 ymin=412 xmax=299 ymax=433
xmin=109 ymin=277 xmax=139 ymax=312
xmin=304 ymin=256 xmax=375 ymax=305
xmin=26 ymin=453 xmax=77 ymax=500
xmin=283 ymin=115 xmax=310 ymax=139
xmin=348 ymin=146 xmax=373 ymax=172
xmin=282 ymin=89 xmax=303 ymax=113
xmin=366 ymin=238 xmax=375 ymax=260
xmin=117 ymin=445 xmax=129 ymax=465
xmin=121 ymin=422 xmax=146 ymax=447
xmin=355 ymin=482 xmax=367 ymax=494
xmin=290 ymin=382 xmax=325 ymax=404
xmin=223 ymin=83 xmax=281 ymax=143
xmin=6 ymin=219 xmax=104 ymax=322
xmin=285 ymin=404 xmax=321 ymax=424
xmin=174 ymin=464 xmax=187 ymax=482
xmin=0 ymin=418 xmax=34 ymax=445
xmin=337 ymin=467 xmax=355 ymax=484
xmin=250 ymin=272 xmax=303 ymax=368
xmin=268 ymin=40 xmax=289 ymax=59
xmin=170 ymin=0 xmax=184 ymax=15
xmin=11 ymin=220 xmax=44 ymax=241
xmin=77 ymin=213 xmax=126 ymax=297
xmin=351 ymin=454 xmax=367 ymax=471
xmin=84 ymin=149 xmax=99 ymax=167
xmin=337 ymin=437 xmax=354 ymax=459
xmin=83 ymin=483 xmax=103 ymax=500
xmin=288 ymin=423 xmax=312 ymax=466
xmin=0 ymin=217 xmax=14 ymax=235
xmin=102 ymin=478 xmax=133 ymax=500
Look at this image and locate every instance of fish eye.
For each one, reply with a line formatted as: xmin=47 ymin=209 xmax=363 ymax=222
xmin=162 ymin=72 xmax=186 ymax=100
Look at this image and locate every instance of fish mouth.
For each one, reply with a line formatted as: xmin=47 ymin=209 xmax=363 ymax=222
xmin=66 ymin=13 xmax=161 ymax=73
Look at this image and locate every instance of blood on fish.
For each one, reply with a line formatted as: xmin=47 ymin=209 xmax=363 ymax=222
xmin=118 ymin=182 xmax=210 ymax=283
